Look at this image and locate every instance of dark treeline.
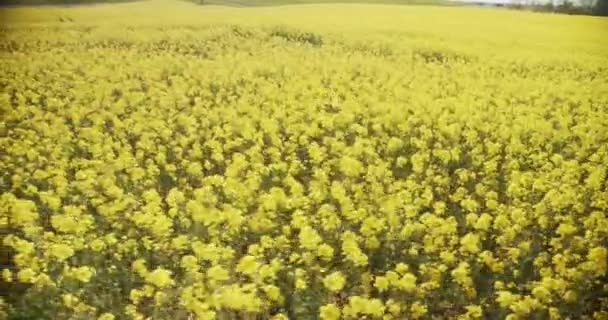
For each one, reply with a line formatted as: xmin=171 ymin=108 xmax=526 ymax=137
xmin=502 ymin=0 xmax=607 ymax=16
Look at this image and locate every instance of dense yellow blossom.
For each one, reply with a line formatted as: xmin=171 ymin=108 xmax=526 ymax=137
xmin=68 ymin=266 xmax=95 ymax=283
xmin=411 ymin=302 xmax=428 ymax=319
xmin=343 ymin=296 xmax=385 ymax=318
xmin=48 ymin=243 xmax=75 ymax=262
xmin=374 ymin=276 xmax=390 ymax=292
xmin=2 ymin=1 xmax=607 ymax=319
xmin=17 ymin=268 xmax=36 ymax=283
xmin=319 ymin=303 xmax=341 ymax=320
xmin=460 ymin=232 xmax=481 ymax=254
xmin=145 ymin=268 xmax=173 ymax=288
xmin=323 ymin=271 xmax=346 ymax=292
xmin=98 ymin=313 xmax=115 ymax=320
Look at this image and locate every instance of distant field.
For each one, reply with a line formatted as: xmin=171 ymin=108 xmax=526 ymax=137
xmin=0 ymin=0 xmax=453 ymax=6
xmin=189 ymin=0 xmax=451 ymax=7
xmin=0 ymin=0 xmax=452 ymax=6
xmin=1 ymin=1 xmax=608 ymax=320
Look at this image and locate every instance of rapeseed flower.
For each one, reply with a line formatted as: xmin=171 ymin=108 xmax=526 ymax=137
xmin=323 ymin=272 xmax=346 ymax=292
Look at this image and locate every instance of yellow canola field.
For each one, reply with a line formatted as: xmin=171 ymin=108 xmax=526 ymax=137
xmin=1 ymin=1 xmax=608 ymax=319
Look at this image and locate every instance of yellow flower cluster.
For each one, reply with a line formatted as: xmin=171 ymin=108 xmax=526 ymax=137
xmin=1 ymin=1 xmax=607 ymax=320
